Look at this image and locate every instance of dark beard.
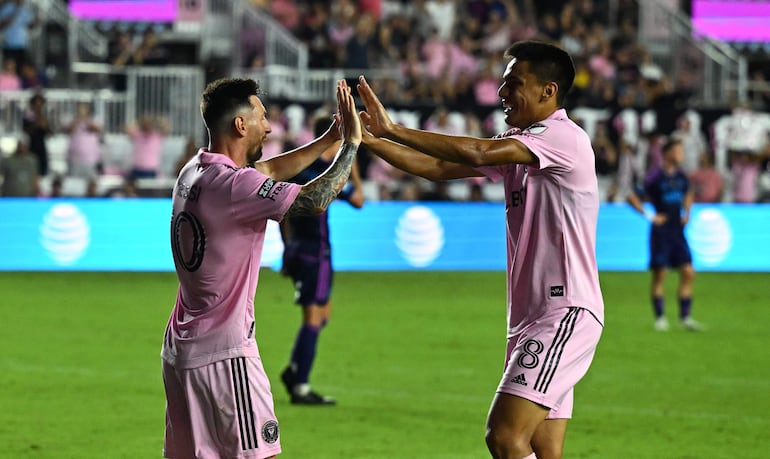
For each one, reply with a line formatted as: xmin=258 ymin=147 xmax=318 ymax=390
xmin=245 ymin=146 xmax=263 ymax=166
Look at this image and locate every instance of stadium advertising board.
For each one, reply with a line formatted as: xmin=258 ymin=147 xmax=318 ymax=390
xmin=0 ymin=199 xmax=767 ymax=272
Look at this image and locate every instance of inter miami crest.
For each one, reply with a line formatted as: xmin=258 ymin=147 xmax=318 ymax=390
xmin=262 ymin=420 xmax=279 ymax=444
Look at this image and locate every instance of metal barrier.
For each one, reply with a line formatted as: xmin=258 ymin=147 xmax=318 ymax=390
xmin=244 ymin=66 xmax=403 ymax=103
xmin=637 ymin=0 xmax=748 ymax=107
xmin=1 ymin=65 xmax=205 ymax=140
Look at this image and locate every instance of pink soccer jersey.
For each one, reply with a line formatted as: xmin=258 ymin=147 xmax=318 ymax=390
xmin=477 ymin=109 xmax=605 ymax=336
xmin=162 ymin=150 xmax=301 ymax=369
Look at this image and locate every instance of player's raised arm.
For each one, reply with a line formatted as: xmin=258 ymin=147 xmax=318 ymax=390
xmin=286 ymin=80 xmax=361 ymax=217
xmin=357 ymin=75 xmax=536 ymax=167
xmin=254 ymin=114 xmax=342 ymax=181
xmin=363 ymin=133 xmax=482 ymax=181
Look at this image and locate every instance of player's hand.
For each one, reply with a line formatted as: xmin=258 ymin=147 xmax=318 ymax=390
xmin=320 ymin=113 xmax=342 ymax=143
xmin=357 ymin=75 xmax=395 ymax=138
xmin=336 ymin=79 xmax=362 ymax=145
xmin=652 ymin=214 xmax=668 ymax=226
xmin=681 ymin=214 xmax=689 ymax=226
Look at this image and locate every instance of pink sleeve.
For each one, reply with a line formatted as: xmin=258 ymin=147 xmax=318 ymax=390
xmin=230 ymin=167 xmax=301 ymax=226
xmin=513 ymin=122 xmax=578 ymax=175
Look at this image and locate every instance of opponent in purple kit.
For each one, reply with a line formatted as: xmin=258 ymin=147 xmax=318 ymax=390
xmin=357 ymin=41 xmax=604 ymax=459
xmin=279 ymin=115 xmax=364 ymax=405
xmin=627 ymin=138 xmax=702 ymax=332
xmin=162 ymin=78 xmax=361 ymax=459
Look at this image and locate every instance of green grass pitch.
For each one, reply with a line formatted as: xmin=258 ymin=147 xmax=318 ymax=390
xmin=1 ymin=270 xmax=768 ymax=458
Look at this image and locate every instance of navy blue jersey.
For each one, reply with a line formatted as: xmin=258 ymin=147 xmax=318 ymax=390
xmin=285 ymin=158 xmax=331 ymax=251
xmin=644 ymin=167 xmax=689 ymax=232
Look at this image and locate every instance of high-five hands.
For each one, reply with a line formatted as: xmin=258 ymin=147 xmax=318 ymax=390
xmin=357 ymin=76 xmax=395 ymax=139
xmin=337 ymin=79 xmax=362 ymax=145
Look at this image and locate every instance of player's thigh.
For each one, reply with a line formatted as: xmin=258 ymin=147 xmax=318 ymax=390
xmin=486 ymin=391 xmax=550 ymax=442
xmin=182 ymin=357 xmax=282 ymax=459
xmin=498 ymin=307 xmax=602 ymax=418
xmin=162 ymin=360 xmax=195 ymax=459
xmin=649 ymin=231 xmax=673 ymax=269
xmin=294 ymin=259 xmax=333 ymax=307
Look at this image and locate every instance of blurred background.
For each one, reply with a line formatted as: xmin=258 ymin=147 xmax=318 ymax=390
xmin=0 ymin=0 xmax=769 ymax=272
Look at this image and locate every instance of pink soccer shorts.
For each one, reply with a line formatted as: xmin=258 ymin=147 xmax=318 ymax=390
xmin=497 ymin=306 xmax=603 ymax=419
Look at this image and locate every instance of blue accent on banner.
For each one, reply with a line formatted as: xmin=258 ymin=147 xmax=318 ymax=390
xmin=0 ymin=199 xmax=768 ymax=272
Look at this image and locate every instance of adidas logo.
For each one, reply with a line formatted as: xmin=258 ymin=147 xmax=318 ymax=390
xmin=511 ymin=373 xmax=527 ymax=386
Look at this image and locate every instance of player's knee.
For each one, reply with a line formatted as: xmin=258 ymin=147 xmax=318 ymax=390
xmin=485 ymin=424 xmax=531 ymax=458
xmin=533 ymin=441 xmax=563 ymax=459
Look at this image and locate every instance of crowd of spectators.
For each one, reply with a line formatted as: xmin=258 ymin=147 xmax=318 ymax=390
xmin=1 ymin=0 xmax=770 ymax=202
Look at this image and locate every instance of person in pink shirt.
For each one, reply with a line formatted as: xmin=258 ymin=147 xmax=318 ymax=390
xmin=126 ymin=114 xmax=169 ymax=179
xmin=0 ymin=58 xmax=21 ymax=90
xmin=66 ymin=101 xmax=103 ymax=184
xmin=357 ymin=40 xmax=604 ymax=459
xmin=162 ymin=78 xmax=361 ymax=459
xmin=689 ymin=152 xmax=723 ymax=203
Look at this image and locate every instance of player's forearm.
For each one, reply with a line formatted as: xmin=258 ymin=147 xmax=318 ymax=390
xmin=364 ymin=136 xmax=474 ymax=181
xmin=287 ymin=142 xmax=358 ymax=216
xmin=269 ymin=135 xmax=340 ymax=181
xmin=384 ymin=123 xmax=487 ymax=166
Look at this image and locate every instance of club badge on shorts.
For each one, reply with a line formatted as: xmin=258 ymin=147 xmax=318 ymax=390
xmin=262 ymin=420 xmax=279 ymax=444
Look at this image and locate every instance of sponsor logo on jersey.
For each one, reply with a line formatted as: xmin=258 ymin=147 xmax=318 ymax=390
xmin=258 ymin=178 xmax=276 ymax=198
xmin=550 ymin=285 xmax=564 ymax=297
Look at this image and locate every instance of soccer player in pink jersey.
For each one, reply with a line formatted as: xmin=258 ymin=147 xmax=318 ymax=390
xmin=357 ymin=41 xmax=604 ymax=459
xmin=162 ymin=77 xmax=361 ymax=459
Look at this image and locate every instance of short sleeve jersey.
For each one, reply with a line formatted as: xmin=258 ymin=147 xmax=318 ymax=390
xmin=162 ymin=150 xmax=301 ymax=369
xmin=644 ymin=168 xmax=689 ymax=233
xmin=476 ymin=109 xmax=605 ymax=336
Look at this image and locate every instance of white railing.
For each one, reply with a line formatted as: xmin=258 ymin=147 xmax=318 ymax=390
xmin=244 ymin=66 xmax=403 ymax=102
xmin=637 ymin=0 xmax=748 ymax=107
xmin=1 ymin=65 xmax=205 ymax=140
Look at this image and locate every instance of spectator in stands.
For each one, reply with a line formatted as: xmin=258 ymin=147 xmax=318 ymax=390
xmin=0 ymin=0 xmax=38 ymax=68
xmin=126 ymin=114 xmax=168 ymax=180
xmin=689 ymin=152 xmax=723 ymax=203
xmin=423 ymin=106 xmax=463 ymax=135
xmin=0 ymin=138 xmax=38 ymax=197
xmin=671 ymin=114 xmax=707 ymax=175
xmin=18 ymin=61 xmax=46 ymax=89
xmin=343 ymin=14 xmax=376 ymax=69
xmin=730 ymin=151 xmax=760 ymax=204
xmin=296 ymin=3 xmax=336 ymax=69
xmin=107 ymin=30 xmax=134 ymax=90
xmin=593 ymin=121 xmax=618 ymax=201
xmin=131 ymin=29 xmax=169 ymax=66
xmin=0 ymin=57 xmax=21 ymax=90
xmin=260 ymin=105 xmax=290 ymax=161
xmin=65 ymin=101 xmax=103 ymax=187
xmin=612 ymin=139 xmax=645 ymax=203
xmin=22 ymin=92 xmax=50 ymax=176
xmin=474 ymin=57 xmax=504 ymax=107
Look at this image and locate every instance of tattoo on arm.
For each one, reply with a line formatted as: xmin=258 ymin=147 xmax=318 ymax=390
xmin=287 ymin=143 xmax=358 ymax=217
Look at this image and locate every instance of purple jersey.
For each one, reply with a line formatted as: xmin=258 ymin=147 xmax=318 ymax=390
xmin=162 ymin=150 xmax=301 ymax=369
xmin=476 ymin=109 xmax=605 ymax=336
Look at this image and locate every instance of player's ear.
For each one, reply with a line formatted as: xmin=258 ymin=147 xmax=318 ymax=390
xmin=542 ymin=82 xmax=558 ymax=101
xmin=233 ymin=115 xmax=246 ymax=136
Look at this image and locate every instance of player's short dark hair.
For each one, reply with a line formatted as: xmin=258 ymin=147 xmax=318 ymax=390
xmin=504 ymin=41 xmax=575 ymax=106
xmin=200 ymin=78 xmax=262 ymax=133
xmin=662 ymin=137 xmax=683 ymax=155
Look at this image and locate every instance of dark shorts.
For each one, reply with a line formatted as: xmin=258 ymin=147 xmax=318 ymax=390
xmin=649 ymin=227 xmax=692 ymax=269
xmin=282 ymin=245 xmax=333 ymax=307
